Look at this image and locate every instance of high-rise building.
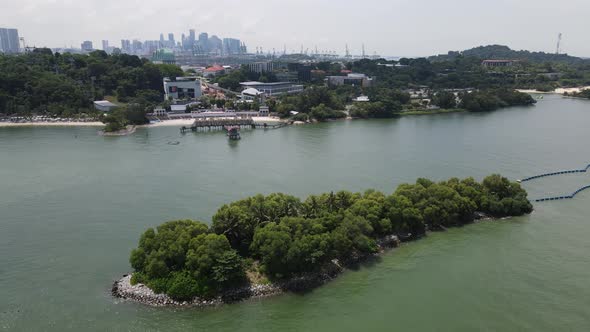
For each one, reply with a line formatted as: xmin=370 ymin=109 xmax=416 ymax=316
xmin=168 ymin=33 xmax=174 ymax=43
xmin=188 ymin=29 xmax=196 ymax=50
xmin=121 ymin=39 xmax=131 ymax=53
xmin=198 ymin=32 xmax=209 ymax=53
xmin=223 ymin=38 xmax=241 ymax=55
xmin=0 ymin=28 xmax=20 ymax=54
xmin=102 ymin=40 xmax=109 ymax=51
xmin=144 ymin=40 xmax=159 ymax=54
xmin=208 ymin=35 xmax=222 ymax=54
xmin=81 ymin=40 xmax=93 ymax=51
xmin=132 ymin=40 xmax=142 ymax=53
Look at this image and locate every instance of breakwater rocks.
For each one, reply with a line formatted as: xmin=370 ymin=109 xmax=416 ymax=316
xmin=112 ymin=274 xmax=284 ymax=307
xmin=112 ymin=235 xmax=401 ymax=308
xmin=99 ymin=125 xmax=136 ymax=137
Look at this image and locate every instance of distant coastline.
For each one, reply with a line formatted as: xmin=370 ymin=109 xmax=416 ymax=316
xmin=0 ymin=121 xmax=105 ymax=127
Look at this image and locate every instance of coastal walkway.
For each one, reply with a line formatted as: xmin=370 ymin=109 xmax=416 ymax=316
xmin=518 ymin=163 xmax=590 ymax=202
xmin=180 ymin=118 xmax=254 ymax=133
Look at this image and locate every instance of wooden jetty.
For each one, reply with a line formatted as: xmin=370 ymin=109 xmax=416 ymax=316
xmin=180 ymin=118 xmax=255 ymax=133
xmin=180 ymin=118 xmax=287 ymax=134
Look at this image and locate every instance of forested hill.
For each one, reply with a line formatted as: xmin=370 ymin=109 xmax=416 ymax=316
xmin=429 ymin=45 xmax=587 ymax=64
xmin=0 ymin=48 xmax=183 ymax=116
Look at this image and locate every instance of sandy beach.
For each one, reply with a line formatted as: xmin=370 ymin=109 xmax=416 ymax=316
xmin=0 ymin=121 xmax=105 ymax=127
xmin=0 ymin=117 xmax=286 ymax=129
xmin=517 ymin=86 xmax=590 ymax=94
xmin=143 ymin=117 xmax=284 ymax=128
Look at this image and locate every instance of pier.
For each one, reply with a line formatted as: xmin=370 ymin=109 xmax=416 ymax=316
xmin=180 ymin=118 xmax=287 ymax=134
xmin=180 ymin=118 xmax=255 ymax=133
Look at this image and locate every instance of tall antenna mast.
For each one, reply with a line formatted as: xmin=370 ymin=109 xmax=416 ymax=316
xmin=556 ymin=33 xmax=562 ymax=55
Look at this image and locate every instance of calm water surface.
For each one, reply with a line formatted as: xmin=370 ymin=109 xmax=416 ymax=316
xmin=1 ymin=95 xmax=590 ymax=331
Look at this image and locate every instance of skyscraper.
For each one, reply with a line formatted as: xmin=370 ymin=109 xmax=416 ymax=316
xmin=132 ymin=40 xmax=142 ymax=53
xmin=81 ymin=40 xmax=93 ymax=51
xmin=198 ymin=32 xmax=209 ymax=53
xmin=0 ymin=28 xmax=20 ymax=54
xmin=223 ymin=38 xmax=241 ymax=55
xmin=208 ymin=35 xmax=222 ymax=54
xmin=188 ymin=29 xmax=196 ymax=50
xmin=102 ymin=40 xmax=109 ymax=51
xmin=121 ymin=39 xmax=131 ymax=53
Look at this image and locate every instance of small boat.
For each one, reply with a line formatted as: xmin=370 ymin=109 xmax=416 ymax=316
xmin=167 ymin=141 xmax=180 ymax=145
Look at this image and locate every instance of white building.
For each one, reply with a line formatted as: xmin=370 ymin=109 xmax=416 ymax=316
xmin=241 ymin=88 xmax=264 ymax=100
xmin=239 ymin=81 xmax=304 ymax=97
xmin=353 ymin=95 xmax=370 ymax=102
xmin=93 ymin=100 xmax=118 ymax=112
xmin=326 ymin=73 xmax=375 ymax=88
xmin=163 ymin=77 xmax=202 ymax=101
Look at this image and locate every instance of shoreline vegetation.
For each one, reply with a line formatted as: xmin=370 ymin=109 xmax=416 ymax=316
xmin=114 ymin=174 xmax=532 ymax=307
xmin=399 ymin=108 xmax=466 ymax=116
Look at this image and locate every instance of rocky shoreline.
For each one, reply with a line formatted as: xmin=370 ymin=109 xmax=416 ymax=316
xmin=112 ymin=234 xmax=401 ymax=308
xmin=99 ymin=125 xmax=136 ymax=136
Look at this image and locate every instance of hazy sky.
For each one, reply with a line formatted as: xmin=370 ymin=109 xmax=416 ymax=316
xmin=1 ymin=0 xmax=588 ymax=57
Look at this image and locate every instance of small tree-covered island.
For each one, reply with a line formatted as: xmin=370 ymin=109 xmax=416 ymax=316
xmin=113 ymin=174 xmax=532 ymax=307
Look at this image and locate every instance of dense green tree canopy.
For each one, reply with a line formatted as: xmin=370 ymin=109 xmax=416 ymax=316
xmin=0 ymin=50 xmax=182 ymax=115
xmin=130 ymin=175 xmax=532 ymax=300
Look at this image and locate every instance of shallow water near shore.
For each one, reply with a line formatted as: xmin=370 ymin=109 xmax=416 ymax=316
xmin=1 ymin=95 xmax=590 ymax=331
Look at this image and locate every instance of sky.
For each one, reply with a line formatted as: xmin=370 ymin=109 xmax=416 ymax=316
xmin=1 ymin=0 xmax=589 ymax=57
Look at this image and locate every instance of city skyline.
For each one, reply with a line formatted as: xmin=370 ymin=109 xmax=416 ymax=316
xmin=2 ymin=0 xmax=590 ymax=57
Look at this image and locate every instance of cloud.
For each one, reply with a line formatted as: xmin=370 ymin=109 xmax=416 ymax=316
xmin=0 ymin=0 xmax=588 ymax=56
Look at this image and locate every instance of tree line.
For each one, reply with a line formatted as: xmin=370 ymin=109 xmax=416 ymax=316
xmin=129 ymin=174 xmax=532 ymax=301
xmin=0 ymin=49 xmax=182 ymax=116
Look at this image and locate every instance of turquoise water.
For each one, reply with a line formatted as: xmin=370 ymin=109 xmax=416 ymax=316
xmin=1 ymin=95 xmax=590 ymax=330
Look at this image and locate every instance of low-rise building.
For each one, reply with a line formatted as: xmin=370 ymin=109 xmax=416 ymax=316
xmin=163 ymin=77 xmax=202 ymax=101
xmin=248 ymin=61 xmax=274 ymax=73
xmin=259 ymin=106 xmax=270 ymax=116
xmin=353 ymin=95 xmax=370 ymax=102
xmin=481 ymin=60 xmax=518 ymax=68
xmin=203 ymin=65 xmax=226 ymax=78
xmin=326 ymin=73 xmax=375 ymax=88
xmin=93 ymin=100 xmax=118 ymax=112
xmin=241 ymin=88 xmax=264 ymax=101
xmin=239 ymin=81 xmax=304 ymax=97
xmin=152 ymin=49 xmax=176 ymax=64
